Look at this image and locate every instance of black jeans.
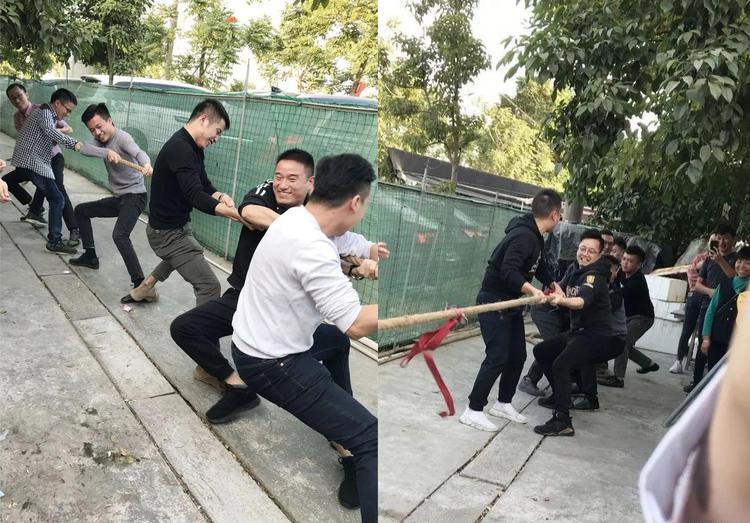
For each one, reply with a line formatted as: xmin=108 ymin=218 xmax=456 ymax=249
xmin=232 ymin=337 xmax=376 ymax=523
xmin=468 ymin=290 xmax=526 ymax=410
xmin=172 ymin=294 xmax=353 ymax=394
xmin=676 ymin=292 xmax=702 ymax=361
xmin=707 ymin=341 xmax=728 ymax=371
xmin=2 ymin=167 xmax=44 ymax=213
xmin=534 ymin=331 xmax=611 ymax=417
xmin=579 ymin=337 xmax=626 ymax=399
xmin=526 ymin=304 xmax=569 ymax=384
xmin=75 ymin=193 xmax=147 ymax=284
xmin=23 ymin=169 xmax=64 ymax=243
xmin=693 ymin=307 xmax=709 ymax=383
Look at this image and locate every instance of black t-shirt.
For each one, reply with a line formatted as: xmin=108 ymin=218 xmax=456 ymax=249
xmin=148 ymin=128 xmax=218 ymax=229
xmin=616 ymin=269 xmax=655 ymax=318
xmin=227 ymin=180 xmax=288 ymax=290
xmin=699 ymin=252 xmax=739 ymax=307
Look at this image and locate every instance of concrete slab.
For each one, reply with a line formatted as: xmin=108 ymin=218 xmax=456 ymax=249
xmin=42 ymin=273 xmax=110 ymax=321
xmin=2 ymin=220 xmax=70 ymax=276
xmin=73 ymin=316 xmax=175 ymax=401
xmin=0 ymin=225 xmax=204 ymax=523
xmin=404 ymin=474 xmax=501 ymax=523
xmin=131 ymin=393 xmax=291 ymax=523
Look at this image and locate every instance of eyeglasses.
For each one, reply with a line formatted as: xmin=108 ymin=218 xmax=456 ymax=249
xmin=577 ymin=246 xmax=601 ymax=255
xmin=60 ymin=102 xmax=75 ymax=115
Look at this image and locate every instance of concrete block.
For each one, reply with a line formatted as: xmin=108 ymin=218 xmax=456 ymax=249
xmin=404 ymin=474 xmax=501 ymax=523
xmin=636 ymin=318 xmax=684 ymax=354
xmin=2 ymin=221 xmax=71 ymax=276
xmin=42 ymin=273 xmax=109 ymax=321
xmin=131 ymin=394 xmax=290 ymax=523
xmin=646 ymin=275 xmax=687 ymax=302
xmin=653 ymin=299 xmax=684 ymax=323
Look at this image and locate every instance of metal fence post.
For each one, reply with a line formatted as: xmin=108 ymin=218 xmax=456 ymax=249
xmin=223 ymin=60 xmax=251 ymax=260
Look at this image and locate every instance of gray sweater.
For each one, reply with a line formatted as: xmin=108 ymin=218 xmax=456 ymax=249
xmin=80 ymin=129 xmax=149 ymax=196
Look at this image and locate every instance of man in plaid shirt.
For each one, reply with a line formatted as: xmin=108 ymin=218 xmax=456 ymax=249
xmin=11 ymin=88 xmax=82 ymax=254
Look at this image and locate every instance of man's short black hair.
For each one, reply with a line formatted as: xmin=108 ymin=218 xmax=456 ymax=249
xmin=531 ymin=189 xmax=563 ymax=218
xmin=737 ymin=246 xmax=750 ymax=261
xmin=308 ymin=154 xmax=375 ymax=207
xmin=81 ymin=103 xmax=111 ymax=124
xmin=614 ymin=237 xmax=627 ymax=250
xmin=714 ymin=223 xmax=736 ymax=238
xmin=276 ymin=149 xmax=314 ymax=177
xmin=6 ymin=82 xmax=26 ymax=97
xmin=580 ymin=229 xmax=604 ymax=252
xmin=189 ymin=99 xmax=230 ymax=129
xmin=600 ymin=229 xmax=614 ymax=237
xmin=50 ymin=88 xmax=77 ymax=106
xmin=625 ymin=245 xmax=647 ymax=263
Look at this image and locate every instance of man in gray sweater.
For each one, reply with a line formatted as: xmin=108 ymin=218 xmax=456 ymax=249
xmin=70 ymin=103 xmax=153 ymax=291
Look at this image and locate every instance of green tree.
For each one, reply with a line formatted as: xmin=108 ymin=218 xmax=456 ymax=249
xmin=0 ymin=0 xmax=95 ymax=76
xmin=257 ymin=0 xmax=377 ymax=94
xmin=388 ymin=0 xmax=490 ymax=187
xmin=506 ymin=0 xmax=750 ymax=249
xmin=174 ymin=0 xmax=244 ymax=89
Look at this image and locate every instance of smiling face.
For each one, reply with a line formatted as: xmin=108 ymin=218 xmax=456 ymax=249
xmin=194 ymin=113 xmax=226 ymax=149
xmin=85 ymin=114 xmax=116 ymax=143
xmin=272 ymin=159 xmax=313 ymax=207
xmin=577 ymin=238 xmax=602 ymax=267
xmin=736 ymin=257 xmax=750 ymax=278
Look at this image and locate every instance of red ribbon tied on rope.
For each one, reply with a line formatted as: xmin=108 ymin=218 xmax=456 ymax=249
xmin=400 ymin=309 xmax=464 ymax=417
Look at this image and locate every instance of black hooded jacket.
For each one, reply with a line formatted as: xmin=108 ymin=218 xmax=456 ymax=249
xmin=481 ymin=214 xmax=554 ymax=300
xmin=560 ymin=256 xmax=612 ymax=335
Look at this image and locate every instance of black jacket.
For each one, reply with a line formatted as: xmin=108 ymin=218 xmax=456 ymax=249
xmin=711 ymin=277 xmax=743 ymax=345
xmin=481 ymin=214 xmax=554 ymax=300
xmin=560 ymin=257 xmax=612 ymax=335
xmin=617 ymin=269 xmax=654 ymax=318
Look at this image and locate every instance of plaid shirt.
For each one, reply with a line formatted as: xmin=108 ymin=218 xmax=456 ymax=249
xmin=11 ymin=104 xmax=78 ymax=179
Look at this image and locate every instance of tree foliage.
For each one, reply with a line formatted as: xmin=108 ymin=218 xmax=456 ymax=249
xmin=256 ymin=0 xmax=377 ymax=94
xmin=506 ymin=0 xmax=750 ymax=251
xmin=386 ymin=0 xmax=490 ymax=186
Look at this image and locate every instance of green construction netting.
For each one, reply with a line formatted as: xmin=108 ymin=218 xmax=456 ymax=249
xmin=375 ymin=182 xmax=525 ymax=349
xmin=0 ymin=77 xmax=377 ymax=306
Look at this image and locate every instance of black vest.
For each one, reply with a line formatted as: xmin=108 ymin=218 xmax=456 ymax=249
xmin=711 ymin=278 xmax=742 ymax=345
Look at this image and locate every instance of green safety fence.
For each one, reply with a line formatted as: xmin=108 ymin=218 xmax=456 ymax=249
xmin=376 ymin=182 xmax=525 ymax=349
xmin=0 ymin=76 xmax=378 ymax=306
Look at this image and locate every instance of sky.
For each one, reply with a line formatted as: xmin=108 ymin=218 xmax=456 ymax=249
xmin=379 ymin=0 xmax=532 ymax=112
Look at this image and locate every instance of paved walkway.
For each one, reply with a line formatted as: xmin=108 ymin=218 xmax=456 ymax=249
xmin=0 ymin=132 xmax=374 ymax=523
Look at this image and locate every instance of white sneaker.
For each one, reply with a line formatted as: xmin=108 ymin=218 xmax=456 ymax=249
xmin=459 ymin=407 xmax=498 ymax=432
xmin=669 ymin=360 xmax=683 ymax=374
xmin=488 ymin=401 xmax=528 ymax=424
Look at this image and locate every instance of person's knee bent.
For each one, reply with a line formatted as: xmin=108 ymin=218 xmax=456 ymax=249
xmin=170 ymin=313 xmax=195 ymax=344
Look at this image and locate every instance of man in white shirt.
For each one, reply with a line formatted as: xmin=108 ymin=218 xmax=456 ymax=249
xmin=232 ymin=153 xmax=377 ymax=523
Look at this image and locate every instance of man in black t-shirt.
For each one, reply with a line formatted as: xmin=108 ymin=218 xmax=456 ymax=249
xmin=121 ymin=99 xmax=240 ymax=304
xmin=685 ymin=223 xmax=738 ymax=391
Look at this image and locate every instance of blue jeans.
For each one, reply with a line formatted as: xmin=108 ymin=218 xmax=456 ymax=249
xmin=28 ymin=169 xmax=64 ymax=243
xmin=232 ymin=325 xmax=376 ymax=523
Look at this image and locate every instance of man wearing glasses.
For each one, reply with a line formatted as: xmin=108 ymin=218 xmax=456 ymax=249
xmin=10 ymin=88 xmax=82 ymax=254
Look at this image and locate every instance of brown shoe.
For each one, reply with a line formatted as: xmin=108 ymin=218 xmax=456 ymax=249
xmin=193 ymin=366 xmax=226 ymax=392
xmin=120 ymin=284 xmax=159 ymax=304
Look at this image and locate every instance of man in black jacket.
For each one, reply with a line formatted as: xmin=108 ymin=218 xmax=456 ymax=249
xmin=533 ymin=230 xmax=612 ymax=436
xmin=121 ymin=99 xmax=241 ymax=304
xmin=599 ymin=245 xmax=658 ymax=387
xmin=459 ymin=189 xmax=561 ymax=432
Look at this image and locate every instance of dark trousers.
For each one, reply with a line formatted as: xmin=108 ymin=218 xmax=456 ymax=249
xmin=468 ymin=290 xmax=526 ymax=410
xmin=526 ymin=304 xmax=569 ymax=384
xmin=4 ymin=155 xmax=77 ymax=230
xmin=579 ymin=337 xmax=626 ymax=399
xmin=75 ymin=193 xmax=147 ymax=284
xmin=676 ymin=292 xmax=703 ymax=361
xmin=172 ymin=292 xmax=353 ymax=394
xmin=24 ymin=169 xmax=64 ymax=243
xmin=534 ymin=331 xmax=611 ymax=417
xmin=693 ymin=308 xmax=709 ymax=383
xmin=232 ymin=337 xmax=375 ymax=523
xmin=707 ymin=341 xmax=728 ymax=372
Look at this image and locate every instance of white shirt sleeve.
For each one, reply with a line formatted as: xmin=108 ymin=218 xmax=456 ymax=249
xmin=294 ymin=238 xmax=362 ymax=333
xmin=333 ymin=231 xmax=372 ymax=259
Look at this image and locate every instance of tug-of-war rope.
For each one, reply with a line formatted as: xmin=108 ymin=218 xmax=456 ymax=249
xmin=379 ymin=295 xmax=545 ymax=417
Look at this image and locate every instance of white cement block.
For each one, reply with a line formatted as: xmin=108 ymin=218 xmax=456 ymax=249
xmin=636 ymin=318 xmax=684 ymax=354
xmin=653 ymin=299 xmax=684 ymax=323
xmin=646 ymin=275 xmax=688 ymax=302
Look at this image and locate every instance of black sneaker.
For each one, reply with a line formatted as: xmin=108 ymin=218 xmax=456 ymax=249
xmin=205 ymin=387 xmax=260 ymax=424
xmin=571 ymin=397 xmax=600 ymax=410
xmin=597 ymin=376 xmax=624 ymax=388
xmin=518 ymin=376 xmax=544 ymax=396
xmin=22 ymin=211 xmax=47 ymax=227
xmin=534 ymin=411 xmax=575 ymax=436
xmin=636 ymin=362 xmax=660 ymax=374
xmin=537 ymin=395 xmax=556 ymax=409
xmin=45 ymin=241 xmax=77 ymax=255
xmin=70 ymin=253 xmax=99 ymax=269
xmin=337 ymin=456 xmax=359 ymax=509
xmin=67 ymin=228 xmax=81 ymax=247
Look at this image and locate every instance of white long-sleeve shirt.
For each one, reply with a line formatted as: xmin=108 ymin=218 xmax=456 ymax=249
xmin=232 ymin=206 xmax=366 ymax=359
